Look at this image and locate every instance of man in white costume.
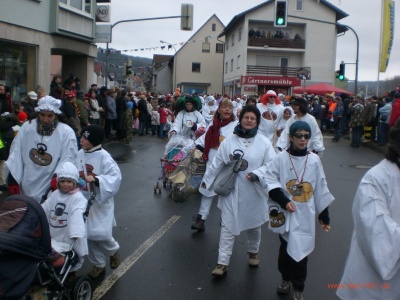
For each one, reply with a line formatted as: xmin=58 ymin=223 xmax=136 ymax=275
xmin=276 ymin=97 xmax=324 ymax=156
xmin=6 ymin=96 xmax=78 ymax=202
xmin=170 ymin=96 xmax=205 ymax=140
xmin=263 ymin=121 xmax=334 ymax=300
xmin=337 ymin=120 xmax=400 ymax=300
xmin=41 ymin=162 xmax=88 ymax=273
xmin=256 ymin=90 xmax=284 ymax=145
xmin=77 ymin=125 xmax=122 ymax=279
xmin=201 ymin=105 xmax=276 ymax=277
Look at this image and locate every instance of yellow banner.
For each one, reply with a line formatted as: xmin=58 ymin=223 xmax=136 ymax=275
xmin=380 ymin=0 xmax=395 ymax=72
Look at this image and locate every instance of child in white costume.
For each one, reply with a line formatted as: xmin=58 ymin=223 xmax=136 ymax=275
xmin=77 ymin=125 xmax=122 ymax=279
xmin=263 ymin=121 xmax=334 ymax=300
xmin=41 ymin=162 xmax=88 ymax=272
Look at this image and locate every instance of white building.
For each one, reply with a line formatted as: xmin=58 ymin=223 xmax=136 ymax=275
xmin=219 ymin=0 xmax=348 ymax=97
xmin=173 ymin=14 xmax=225 ymax=95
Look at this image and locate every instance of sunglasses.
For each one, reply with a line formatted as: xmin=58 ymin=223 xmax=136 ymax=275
xmin=269 ymin=96 xmax=276 ymax=98
xmin=293 ymin=133 xmax=310 ymax=139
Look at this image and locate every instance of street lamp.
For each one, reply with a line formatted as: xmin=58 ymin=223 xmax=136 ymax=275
xmin=160 ymin=40 xmax=177 ymax=93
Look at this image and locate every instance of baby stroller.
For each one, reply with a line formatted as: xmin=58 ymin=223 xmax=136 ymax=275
xmin=0 ymin=194 xmax=92 ymax=300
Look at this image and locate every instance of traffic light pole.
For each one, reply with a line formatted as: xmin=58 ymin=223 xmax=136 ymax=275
xmin=105 ymin=15 xmax=187 ymax=87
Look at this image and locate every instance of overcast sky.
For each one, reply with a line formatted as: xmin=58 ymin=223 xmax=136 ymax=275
xmin=98 ymin=0 xmax=399 ymax=82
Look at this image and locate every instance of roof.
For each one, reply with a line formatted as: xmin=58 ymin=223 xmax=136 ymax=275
xmin=219 ymin=0 xmax=349 ymax=37
xmin=152 ymin=54 xmax=173 ymax=65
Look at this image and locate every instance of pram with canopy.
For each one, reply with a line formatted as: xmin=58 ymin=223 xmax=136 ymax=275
xmin=0 ymin=194 xmax=92 ymax=300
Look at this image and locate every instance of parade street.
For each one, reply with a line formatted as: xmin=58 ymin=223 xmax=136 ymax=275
xmin=80 ymin=135 xmax=383 ymax=300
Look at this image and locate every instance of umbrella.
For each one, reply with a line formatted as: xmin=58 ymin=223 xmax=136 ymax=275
xmin=292 ymin=83 xmax=354 ymax=96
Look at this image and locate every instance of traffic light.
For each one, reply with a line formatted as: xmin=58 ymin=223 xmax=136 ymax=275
xmin=274 ymin=0 xmax=287 ymax=27
xmin=336 ymin=63 xmax=345 ymax=81
xmin=181 ymin=4 xmax=193 ymax=31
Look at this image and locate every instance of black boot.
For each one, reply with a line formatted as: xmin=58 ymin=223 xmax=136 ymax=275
xmin=191 ymin=214 xmax=205 ymax=231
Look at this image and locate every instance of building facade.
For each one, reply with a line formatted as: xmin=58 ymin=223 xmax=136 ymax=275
xmin=174 ymin=14 xmax=225 ymax=95
xmin=0 ymin=0 xmax=97 ymax=100
xmin=219 ymin=0 xmax=348 ymax=97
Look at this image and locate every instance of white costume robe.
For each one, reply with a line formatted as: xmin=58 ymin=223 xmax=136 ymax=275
xmin=263 ymin=151 xmax=334 ymax=262
xmin=203 ymin=133 xmax=276 ymax=235
xmin=276 ymin=113 xmax=325 ymax=153
xmin=337 ymin=159 xmax=400 ymax=300
xmin=6 ymin=120 xmax=77 ymax=202
xmin=256 ymin=103 xmax=284 ymax=144
xmin=41 ymin=189 xmax=88 ymax=270
xmin=202 ymin=104 xmax=218 ymax=126
xmin=196 ymin=121 xmax=237 ymax=198
xmin=171 ymin=110 xmax=205 ymax=139
xmin=76 ymin=148 xmax=121 ymax=241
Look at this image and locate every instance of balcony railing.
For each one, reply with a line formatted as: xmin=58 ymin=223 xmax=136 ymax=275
xmin=246 ymin=65 xmax=299 ymax=77
xmin=248 ymin=37 xmax=305 ymax=49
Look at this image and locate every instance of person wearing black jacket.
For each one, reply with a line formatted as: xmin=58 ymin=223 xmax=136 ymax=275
xmin=137 ymin=95 xmax=150 ymax=136
xmin=115 ymin=90 xmax=128 ymax=141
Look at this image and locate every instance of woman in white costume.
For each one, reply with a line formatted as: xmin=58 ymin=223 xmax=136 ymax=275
xmin=256 ymin=90 xmax=284 ymax=145
xmin=201 ymin=105 xmax=276 ymax=277
xmin=170 ymin=95 xmax=205 ymax=140
xmin=337 ymin=120 xmax=400 ymax=300
xmin=6 ymin=96 xmax=78 ymax=202
xmin=190 ymin=99 xmax=237 ymax=231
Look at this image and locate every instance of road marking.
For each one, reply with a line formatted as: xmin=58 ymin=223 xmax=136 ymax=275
xmin=92 ymin=215 xmax=181 ymax=300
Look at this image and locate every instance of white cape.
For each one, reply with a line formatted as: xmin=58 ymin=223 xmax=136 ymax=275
xmin=337 ymin=159 xmax=400 ymax=300
xmin=263 ymin=151 xmax=334 ymax=262
xmin=6 ymin=120 xmax=77 ymax=202
xmin=202 ymin=133 xmax=276 ymax=235
xmin=76 ymin=149 xmax=121 ymax=241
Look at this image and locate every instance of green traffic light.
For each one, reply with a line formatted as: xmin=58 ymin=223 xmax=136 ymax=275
xmin=338 ymin=74 xmax=344 ymax=81
xmin=277 ymin=18 xmax=285 ymax=25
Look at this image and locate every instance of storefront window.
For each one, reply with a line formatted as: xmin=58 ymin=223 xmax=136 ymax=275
xmin=0 ymin=40 xmax=36 ymax=102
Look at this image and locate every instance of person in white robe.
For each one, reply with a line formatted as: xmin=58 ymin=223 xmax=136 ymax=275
xmin=256 ymin=90 xmax=284 ymax=146
xmin=41 ymin=162 xmax=88 ymax=273
xmin=190 ymin=99 xmax=237 ymax=231
xmin=6 ymin=96 xmax=78 ymax=202
xmin=276 ymin=97 xmax=325 ymax=156
xmin=276 ymin=107 xmax=294 ymax=138
xmin=262 ymin=121 xmax=334 ymax=300
xmin=337 ymin=121 xmax=400 ymax=300
xmin=201 ymin=95 xmax=218 ymax=127
xmin=77 ymin=125 xmax=122 ymax=279
xmin=170 ymin=96 xmax=205 ymax=140
xmin=201 ymin=105 xmax=276 ymax=277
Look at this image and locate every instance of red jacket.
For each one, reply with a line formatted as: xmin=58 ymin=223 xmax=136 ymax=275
xmin=158 ymin=107 xmax=169 ymax=124
xmin=389 ymin=98 xmax=400 ymax=127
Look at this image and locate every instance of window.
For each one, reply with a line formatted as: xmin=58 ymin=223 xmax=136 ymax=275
xmin=280 ymin=57 xmax=289 ymax=76
xmin=226 ymin=37 xmax=229 ymax=50
xmin=296 ymin=0 xmax=303 ymax=11
xmin=238 ymin=27 xmax=242 ymax=42
xmin=237 ymin=55 xmax=241 ymax=69
xmin=216 ymin=43 xmax=224 ymax=53
xmin=202 ymin=37 xmax=210 ymax=53
xmin=225 ymin=62 xmax=228 ymax=73
xmin=212 ymin=23 xmax=216 ymax=31
xmin=192 ymin=63 xmax=201 ymax=73
xmin=231 ymin=33 xmax=235 ymax=47
xmin=59 ymin=0 xmax=92 ymax=13
xmin=230 ymin=59 xmax=233 ymax=72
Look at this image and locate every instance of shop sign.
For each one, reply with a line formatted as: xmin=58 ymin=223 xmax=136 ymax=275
xmin=96 ymin=5 xmax=111 ymax=22
xmin=95 ymin=24 xmax=112 ymax=43
xmin=243 ymin=85 xmax=258 ymax=93
xmin=241 ymin=76 xmax=301 ymax=86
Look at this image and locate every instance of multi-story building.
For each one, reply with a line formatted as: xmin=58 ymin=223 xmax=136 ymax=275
xmin=173 ymin=14 xmax=225 ymax=95
xmin=219 ymin=0 xmax=348 ymax=96
xmin=0 ymin=0 xmax=97 ymax=100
